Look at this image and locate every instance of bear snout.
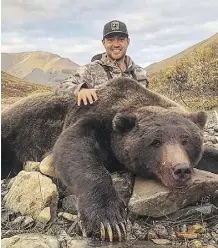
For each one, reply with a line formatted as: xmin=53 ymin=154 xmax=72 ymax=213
xmin=159 ymin=141 xmax=194 ymax=189
xmin=172 ymin=163 xmax=192 ymax=183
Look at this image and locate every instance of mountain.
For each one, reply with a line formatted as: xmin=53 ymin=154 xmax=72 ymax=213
xmin=1 ymin=71 xmax=52 ymax=107
xmin=145 ymin=33 xmax=218 ymax=76
xmin=1 ymin=51 xmax=80 ymax=85
xmin=148 ymin=33 xmax=218 ymax=111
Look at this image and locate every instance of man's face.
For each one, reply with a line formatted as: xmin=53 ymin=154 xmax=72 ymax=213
xmin=102 ymin=34 xmax=130 ymax=61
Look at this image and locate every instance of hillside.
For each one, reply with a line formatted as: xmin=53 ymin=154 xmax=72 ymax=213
xmin=1 ymin=51 xmax=79 ymax=84
xmin=146 ymin=33 xmax=218 ymax=76
xmin=149 ymin=38 xmax=218 ymax=111
xmin=1 ymin=71 xmax=52 ymax=107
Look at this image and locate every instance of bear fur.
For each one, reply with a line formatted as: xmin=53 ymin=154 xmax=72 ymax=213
xmin=2 ymin=77 xmax=184 ymax=178
xmin=2 ymin=78 xmax=218 ymax=236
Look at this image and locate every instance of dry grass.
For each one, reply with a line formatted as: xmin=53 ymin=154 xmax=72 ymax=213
xmin=1 ymin=71 xmax=53 ymax=109
xmin=1 ymin=71 xmax=52 ymax=98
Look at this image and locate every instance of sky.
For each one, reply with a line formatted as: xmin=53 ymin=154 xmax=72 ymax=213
xmin=1 ymin=0 xmax=218 ymax=67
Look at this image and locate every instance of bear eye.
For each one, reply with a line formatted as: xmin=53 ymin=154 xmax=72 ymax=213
xmin=151 ymin=139 xmax=162 ymax=148
xmin=181 ymin=135 xmax=188 ymax=146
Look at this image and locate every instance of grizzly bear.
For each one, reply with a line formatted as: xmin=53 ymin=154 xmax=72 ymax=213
xmin=1 ymin=78 xmax=218 ymax=240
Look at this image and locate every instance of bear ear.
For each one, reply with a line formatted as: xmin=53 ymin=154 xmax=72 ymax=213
xmin=112 ymin=113 xmax=137 ymax=133
xmin=188 ymin=111 xmax=207 ymax=129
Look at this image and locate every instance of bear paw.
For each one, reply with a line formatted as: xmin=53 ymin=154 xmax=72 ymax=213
xmin=78 ymin=194 xmax=127 ymax=241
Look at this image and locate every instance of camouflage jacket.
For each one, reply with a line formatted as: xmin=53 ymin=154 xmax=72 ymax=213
xmin=56 ymin=53 xmax=149 ymax=96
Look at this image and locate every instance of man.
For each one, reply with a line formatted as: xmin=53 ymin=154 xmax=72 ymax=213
xmin=56 ymin=20 xmax=149 ymax=106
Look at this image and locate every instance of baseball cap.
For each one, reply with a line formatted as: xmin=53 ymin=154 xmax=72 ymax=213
xmin=103 ymin=20 xmax=128 ymax=39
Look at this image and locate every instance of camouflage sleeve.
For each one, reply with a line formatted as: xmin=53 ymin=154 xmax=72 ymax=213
xmin=55 ymin=65 xmax=94 ymax=96
xmin=134 ymin=65 xmax=149 ymax=88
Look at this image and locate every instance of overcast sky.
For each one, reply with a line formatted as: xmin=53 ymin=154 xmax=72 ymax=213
xmin=1 ymin=0 xmax=218 ymax=67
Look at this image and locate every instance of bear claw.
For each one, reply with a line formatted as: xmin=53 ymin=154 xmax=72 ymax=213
xmin=100 ymin=222 xmax=106 ymax=241
xmin=100 ymin=221 xmax=127 ymax=242
xmin=106 ymin=222 xmax=113 ymax=242
xmin=121 ymin=222 xmax=127 ymax=239
xmin=115 ymin=224 xmax=122 ymax=241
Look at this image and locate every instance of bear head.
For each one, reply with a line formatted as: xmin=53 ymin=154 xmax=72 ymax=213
xmin=111 ymin=107 xmax=207 ymax=189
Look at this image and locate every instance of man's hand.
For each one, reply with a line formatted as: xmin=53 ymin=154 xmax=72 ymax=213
xmin=77 ymin=88 xmax=98 ymax=106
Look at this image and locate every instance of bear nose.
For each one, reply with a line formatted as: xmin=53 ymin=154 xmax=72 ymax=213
xmin=173 ymin=163 xmax=192 ymax=182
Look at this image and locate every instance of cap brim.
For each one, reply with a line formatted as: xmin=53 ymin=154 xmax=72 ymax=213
xmin=103 ymin=31 xmax=128 ymax=39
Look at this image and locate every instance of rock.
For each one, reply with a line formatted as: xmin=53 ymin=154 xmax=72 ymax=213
xmin=153 ymin=224 xmax=168 ymax=238
xmin=207 ymin=136 xmax=218 ymax=144
xmin=37 ymin=207 xmax=51 ymax=224
xmin=148 ymin=230 xmax=158 ymax=239
xmin=206 ymin=111 xmax=218 ymax=129
xmin=24 ymin=161 xmax=40 ymax=172
xmin=13 ymin=216 xmax=25 ymax=225
xmin=204 ymin=135 xmax=209 ymax=142
xmin=214 ymin=125 xmax=218 ymax=132
xmin=214 ymin=144 xmax=218 ymax=150
xmin=162 ymin=202 xmax=218 ymax=222
xmin=59 ymin=238 xmax=89 ymax=248
xmin=39 ymin=154 xmax=57 ymax=178
xmin=2 ymin=234 xmax=60 ymax=248
xmin=3 ymin=171 xmax=58 ymax=220
xmin=111 ymin=172 xmax=134 ymax=206
xmin=129 ymin=169 xmax=218 ymax=217
xmin=62 ymin=195 xmax=77 ymax=214
xmin=57 ymin=230 xmax=90 ymax=248
xmin=188 ymin=224 xmax=205 ymax=234
xmin=22 ymin=216 xmax=35 ymax=228
xmin=58 ymin=212 xmax=77 ymax=222
xmin=207 ymin=130 xmax=215 ymax=136
xmin=190 ymin=240 xmax=203 ymax=248
xmin=195 ymin=204 xmax=218 ymax=215
xmin=152 ymin=239 xmax=171 ymax=245
xmin=204 ymin=142 xmax=216 ymax=149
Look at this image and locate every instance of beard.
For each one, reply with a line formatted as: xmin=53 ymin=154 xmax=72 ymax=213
xmin=107 ymin=52 xmax=126 ymax=62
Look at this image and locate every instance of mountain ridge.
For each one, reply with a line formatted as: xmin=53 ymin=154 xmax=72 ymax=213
xmin=1 ymin=51 xmax=79 ymax=84
xmin=145 ymin=33 xmax=218 ymax=76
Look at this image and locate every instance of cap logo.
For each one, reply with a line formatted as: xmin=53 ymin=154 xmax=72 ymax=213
xmin=111 ymin=21 xmax=120 ymax=31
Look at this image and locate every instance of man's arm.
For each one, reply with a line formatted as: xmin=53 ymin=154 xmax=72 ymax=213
xmin=56 ymin=65 xmax=98 ymax=106
xmin=56 ymin=66 xmax=93 ymax=96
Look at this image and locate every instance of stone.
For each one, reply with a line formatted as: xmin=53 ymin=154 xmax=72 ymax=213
xmin=59 ymin=239 xmax=89 ymax=248
xmin=214 ymin=125 xmax=218 ymax=132
xmin=13 ymin=216 xmax=25 ymax=225
xmin=58 ymin=212 xmax=77 ymax=222
xmin=3 ymin=171 xmax=58 ymax=220
xmin=188 ymin=224 xmax=205 ymax=234
xmin=207 ymin=136 xmax=218 ymax=144
xmin=112 ymin=172 xmax=135 ymax=206
xmin=22 ymin=216 xmax=35 ymax=228
xmin=129 ymin=169 xmax=218 ymax=217
xmin=24 ymin=161 xmax=40 ymax=172
xmin=1 ymin=234 xmax=60 ymax=248
xmin=37 ymin=207 xmax=51 ymax=224
xmin=62 ymin=195 xmax=77 ymax=214
xmin=190 ymin=240 xmax=203 ymax=248
xmin=151 ymin=239 xmax=171 ymax=245
xmin=39 ymin=154 xmax=57 ymax=178
xmin=153 ymin=224 xmax=168 ymax=238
